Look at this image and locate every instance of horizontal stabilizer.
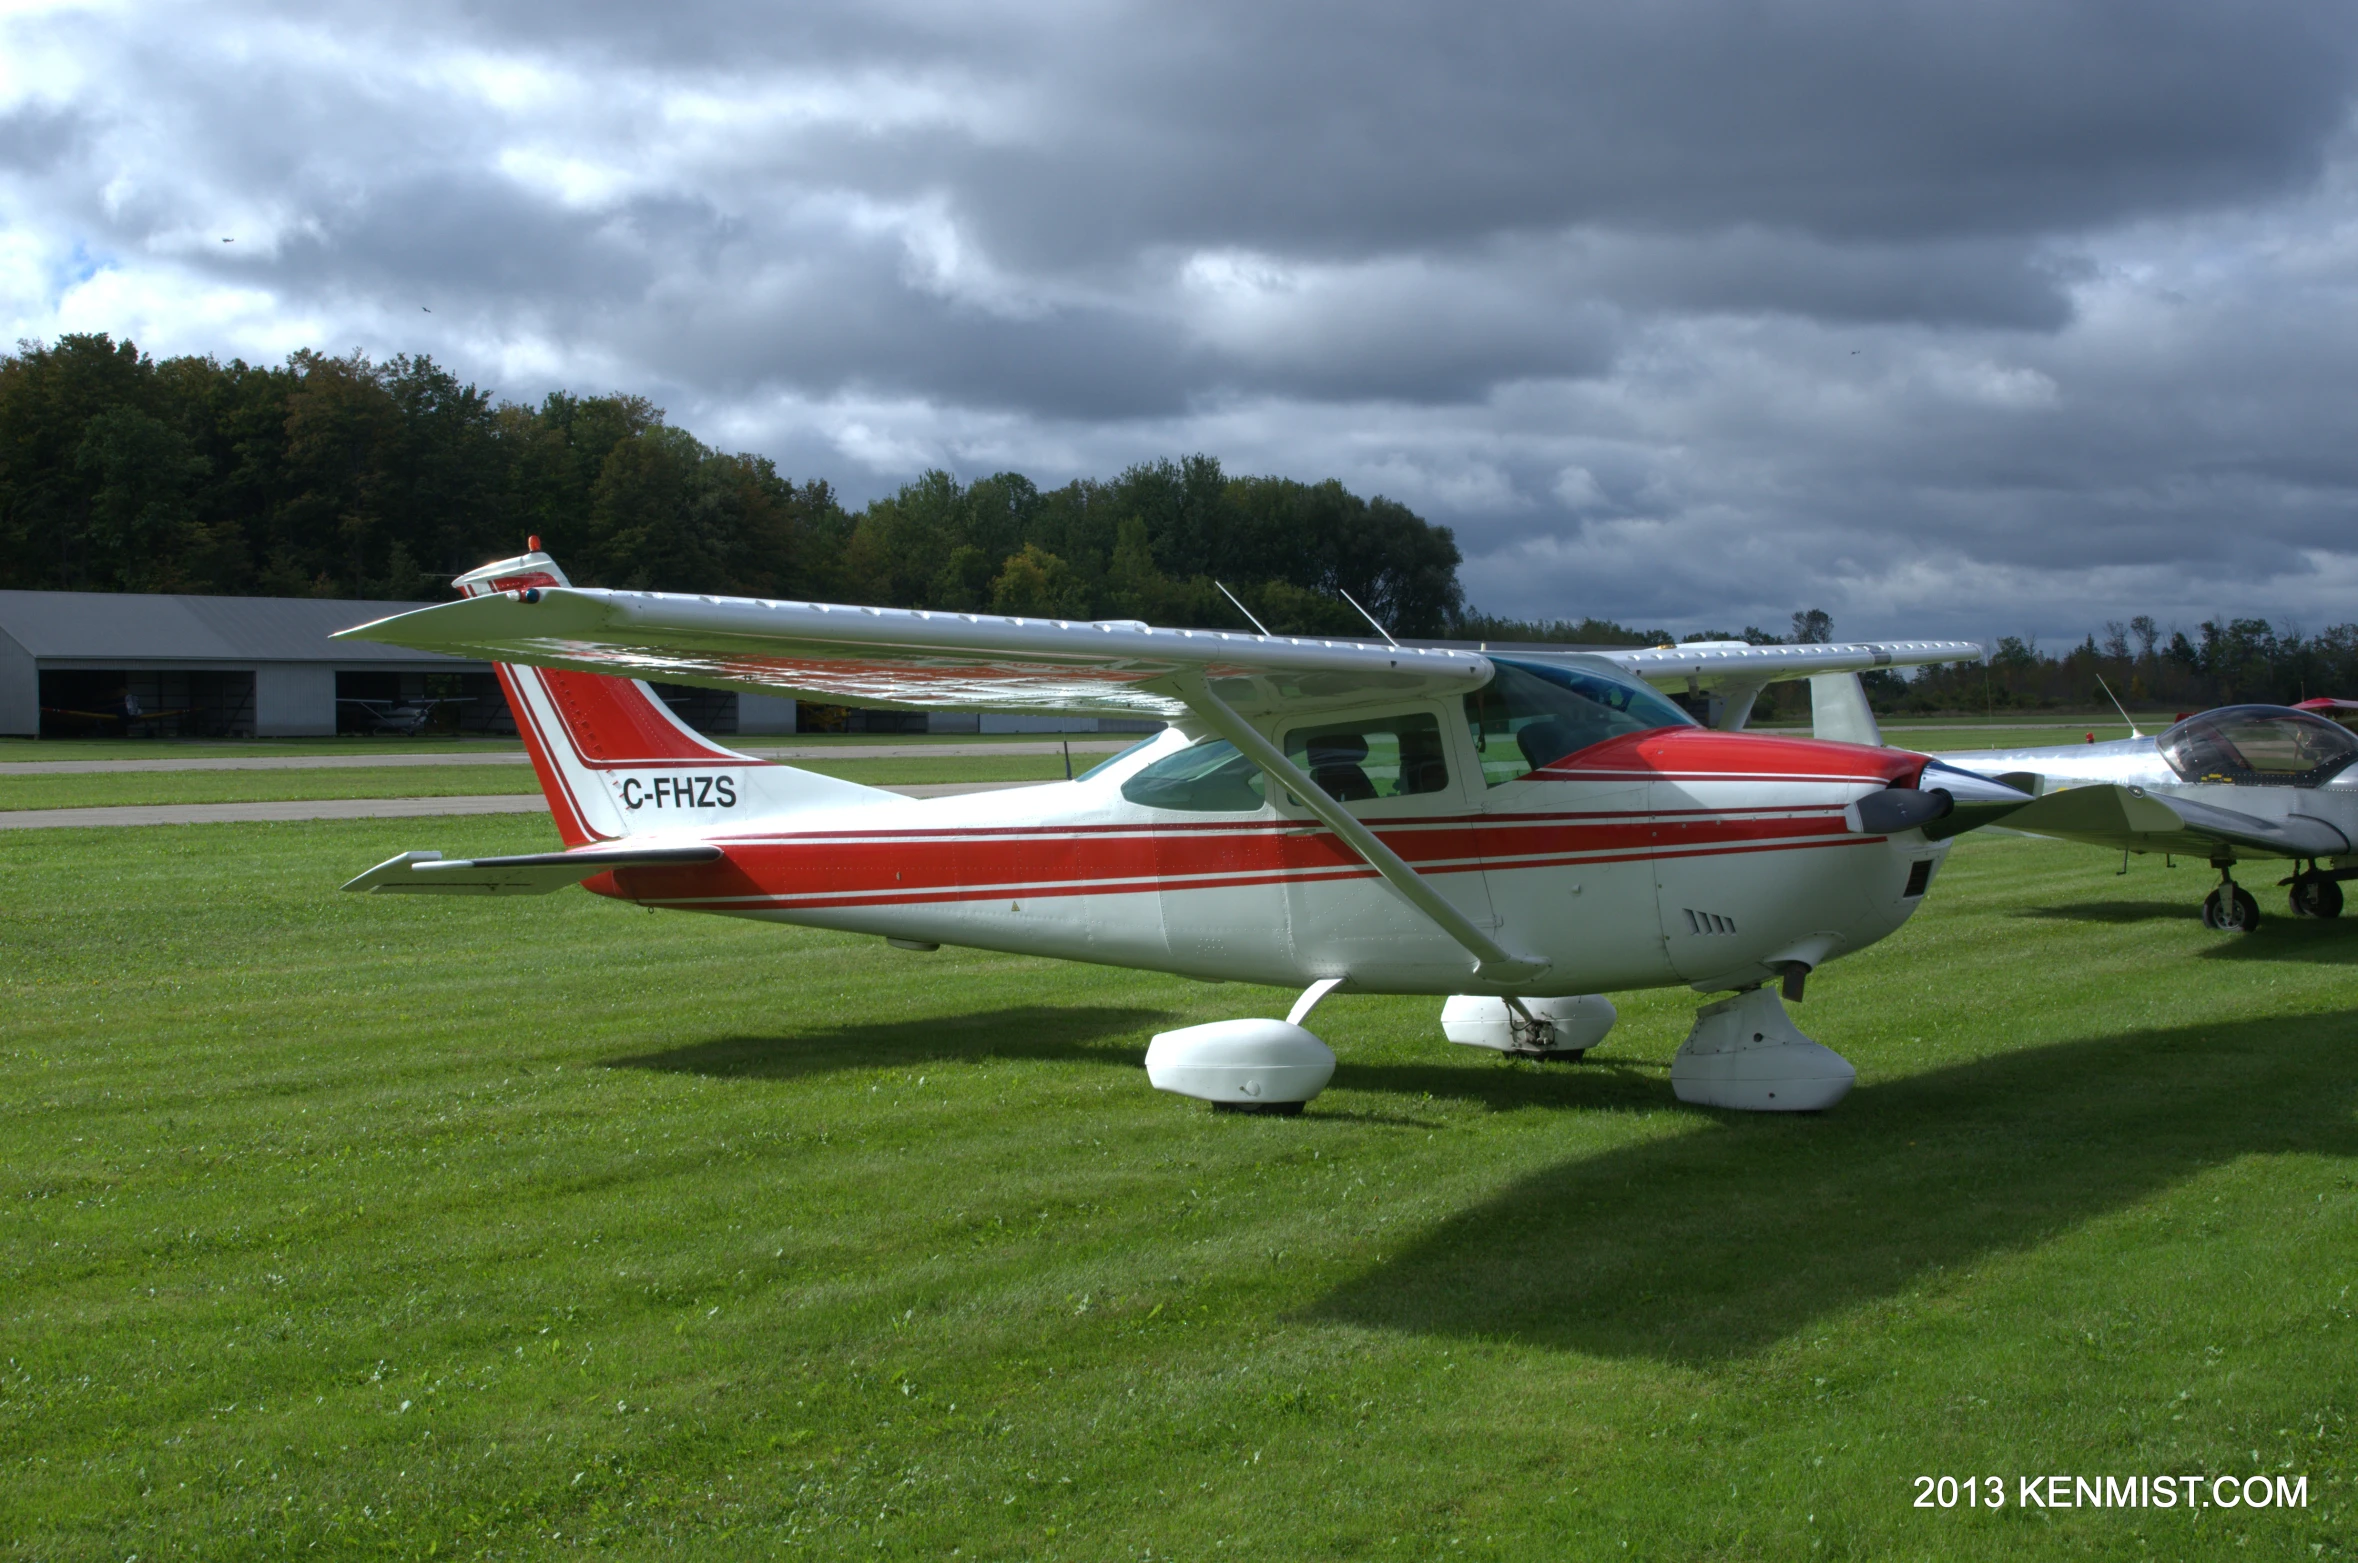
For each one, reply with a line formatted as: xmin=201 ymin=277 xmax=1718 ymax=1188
xmin=342 ymin=844 xmax=724 ymax=896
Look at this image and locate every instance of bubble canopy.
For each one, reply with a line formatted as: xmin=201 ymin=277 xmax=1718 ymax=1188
xmin=2158 ymin=705 xmax=2358 ymax=788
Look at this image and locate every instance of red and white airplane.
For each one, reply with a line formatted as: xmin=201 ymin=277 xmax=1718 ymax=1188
xmin=338 ymin=548 xmax=2012 ymax=1114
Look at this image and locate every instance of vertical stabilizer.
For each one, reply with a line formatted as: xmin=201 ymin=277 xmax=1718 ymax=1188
xmin=454 ymin=549 xmax=889 ymax=845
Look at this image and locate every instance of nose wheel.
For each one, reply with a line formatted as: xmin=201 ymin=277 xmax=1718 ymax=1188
xmin=2201 ymin=869 xmax=2261 ymax=933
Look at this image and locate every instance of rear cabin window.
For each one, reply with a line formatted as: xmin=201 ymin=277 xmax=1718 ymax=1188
xmin=1279 ymin=712 xmax=1450 ymax=802
xmin=1463 ymin=658 xmax=1695 ymax=787
xmin=1120 ymin=739 xmax=1268 ymax=812
xmin=2158 ymin=705 xmax=2358 ymax=788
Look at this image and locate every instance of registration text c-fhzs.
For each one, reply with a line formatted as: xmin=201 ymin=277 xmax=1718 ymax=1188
xmin=618 ymin=775 xmax=737 ymax=810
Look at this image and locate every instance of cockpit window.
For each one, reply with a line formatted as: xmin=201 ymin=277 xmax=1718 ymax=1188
xmin=2158 ymin=705 xmax=2358 ymax=788
xmin=1463 ymin=658 xmax=1697 ymax=787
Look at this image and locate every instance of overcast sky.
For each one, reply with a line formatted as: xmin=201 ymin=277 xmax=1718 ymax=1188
xmin=6 ymin=0 xmax=2358 ymax=643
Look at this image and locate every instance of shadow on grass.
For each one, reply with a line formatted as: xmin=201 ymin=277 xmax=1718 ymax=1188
xmin=603 ymin=1004 xmax=1172 ymax=1081
xmin=2197 ymin=922 xmax=2358 ymax=965
xmin=2014 ymin=899 xmax=2194 ymax=924
xmin=1312 ymin=1010 xmax=2358 ymax=1364
xmin=2015 ymin=900 xmax=2358 ymax=962
xmin=1324 ymin=1055 xmax=1673 ymax=1116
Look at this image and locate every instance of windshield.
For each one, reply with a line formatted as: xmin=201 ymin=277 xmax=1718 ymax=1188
xmin=1075 ymin=732 xmax=1165 ymax=783
xmin=2158 ymin=705 xmax=2358 ymax=788
xmin=1463 ymin=658 xmax=1696 ymax=786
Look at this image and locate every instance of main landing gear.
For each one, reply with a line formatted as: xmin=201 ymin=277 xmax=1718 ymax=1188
xmin=2201 ymin=866 xmax=2262 ymax=934
xmin=2283 ymin=862 xmax=2348 ymax=920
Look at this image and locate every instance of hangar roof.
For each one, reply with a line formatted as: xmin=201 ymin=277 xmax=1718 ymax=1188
xmin=0 ymin=590 xmax=473 ymax=664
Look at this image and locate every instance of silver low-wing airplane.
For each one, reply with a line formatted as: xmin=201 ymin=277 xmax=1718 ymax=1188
xmin=1927 ymin=706 xmax=2358 ymax=930
xmin=334 ymin=548 xmax=2011 ymax=1114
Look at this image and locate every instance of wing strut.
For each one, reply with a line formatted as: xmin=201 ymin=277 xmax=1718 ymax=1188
xmin=1172 ymin=675 xmax=1549 ymax=985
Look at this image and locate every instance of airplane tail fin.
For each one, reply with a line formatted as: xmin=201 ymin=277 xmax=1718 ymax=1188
xmin=454 ymin=548 xmax=890 ymax=845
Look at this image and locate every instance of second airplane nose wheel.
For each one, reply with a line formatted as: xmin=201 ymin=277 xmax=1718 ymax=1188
xmin=2289 ymin=871 xmax=2345 ymax=919
xmin=2201 ymin=881 xmax=2261 ymax=932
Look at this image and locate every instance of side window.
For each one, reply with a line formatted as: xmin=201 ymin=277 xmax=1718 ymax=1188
xmin=1120 ymin=739 xmax=1269 ymax=812
xmin=1279 ymin=712 xmax=1450 ymax=802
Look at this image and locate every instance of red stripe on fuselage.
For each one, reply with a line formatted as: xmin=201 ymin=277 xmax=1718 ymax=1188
xmin=606 ymin=807 xmax=1866 ymax=911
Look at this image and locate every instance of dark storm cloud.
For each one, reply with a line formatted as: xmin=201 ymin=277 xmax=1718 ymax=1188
xmin=5 ymin=0 xmax=2358 ymax=639
xmin=399 ymin=1 xmax=2358 ymax=240
xmin=270 ymin=175 xmax=671 ymax=302
xmin=0 ymin=104 xmax=84 ymax=175
xmin=950 ymin=1 xmax=2358 ymax=272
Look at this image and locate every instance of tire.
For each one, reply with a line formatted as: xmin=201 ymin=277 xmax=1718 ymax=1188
xmin=2291 ymin=875 xmax=2345 ymax=919
xmin=2203 ymin=886 xmax=2262 ymax=932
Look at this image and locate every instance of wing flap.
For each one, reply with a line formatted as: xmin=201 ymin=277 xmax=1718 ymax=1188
xmin=342 ymin=845 xmax=725 ymax=895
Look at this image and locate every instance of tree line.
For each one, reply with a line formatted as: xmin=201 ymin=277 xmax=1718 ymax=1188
xmin=7 ymin=335 xmax=2350 ymax=710
xmin=1896 ymin=618 xmax=2358 ymax=715
xmin=1466 ymin=606 xmax=2358 ymax=715
xmin=0 ymin=335 xmax=1463 ymax=635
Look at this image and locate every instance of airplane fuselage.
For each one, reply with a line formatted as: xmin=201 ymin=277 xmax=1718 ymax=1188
xmin=585 ymin=724 xmax=1950 ymax=998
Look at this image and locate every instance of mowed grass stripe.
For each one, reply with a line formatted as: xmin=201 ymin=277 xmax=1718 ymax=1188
xmin=1 ymin=822 xmax=2351 ymax=1558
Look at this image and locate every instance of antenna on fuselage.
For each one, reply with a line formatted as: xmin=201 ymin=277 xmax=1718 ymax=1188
xmin=2095 ymin=674 xmax=2143 ymax=739
xmin=1338 ymin=587 xmax=1401 ymax=648
xmin=1215 ymin=581 xmax=1275 ymax=637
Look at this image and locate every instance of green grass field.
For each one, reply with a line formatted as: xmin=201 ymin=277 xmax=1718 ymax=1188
xmin=3 ymin=820 xmax=2352 ymax=1560
xmin=0 ymin=756 xmax=1071 ymax=812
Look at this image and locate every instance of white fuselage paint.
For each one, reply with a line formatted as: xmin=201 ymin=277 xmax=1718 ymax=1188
xmin=599 ymin=724 xmax=1949 ymax=998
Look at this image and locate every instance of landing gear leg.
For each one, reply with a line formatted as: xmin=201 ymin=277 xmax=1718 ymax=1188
xmin=2286 ymin=863 xmax=2346 ymax=920
xmin=1500 ymin=996 xmax=1570 ymax=1059
xmin=2200 ymin=862 xmax=2261 ymax=933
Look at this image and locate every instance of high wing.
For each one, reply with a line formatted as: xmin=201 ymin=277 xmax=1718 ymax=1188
xmin=344 ymin=844 xmax=725 ymax=895
xmin=1996 ymin=784 xmax=2352 ymax=861
xmin=1601 ymin=639 xmax=1984 ymax=689
xmin=334 ymin=586 xmax=1491 ymax=721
